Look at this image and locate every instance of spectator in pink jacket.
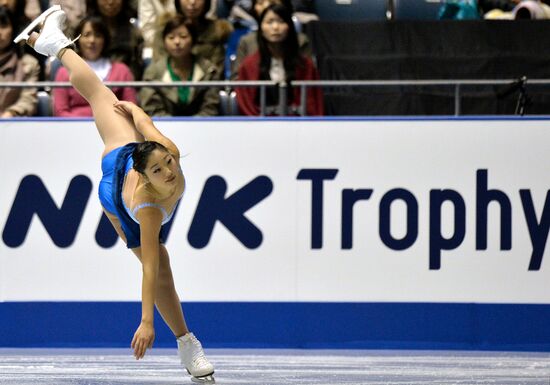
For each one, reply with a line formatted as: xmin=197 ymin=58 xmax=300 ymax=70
xmin=53 ymin=15 xmax=137 ymax=117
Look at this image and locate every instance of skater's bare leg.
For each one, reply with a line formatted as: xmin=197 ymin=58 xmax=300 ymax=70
xmin=28 ymin=32 xmax=143 ymax=156
xmin=57 ymin=48 xmax=143 ymax=155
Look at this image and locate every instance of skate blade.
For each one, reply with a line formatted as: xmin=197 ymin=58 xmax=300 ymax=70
xmin=13 ymin=4 xmax=61 ymax=43
xmin=191 ymin=374 xmax=215 ymax=384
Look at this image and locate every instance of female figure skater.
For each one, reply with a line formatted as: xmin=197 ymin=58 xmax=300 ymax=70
xmin=14 ymin=5 xmax=215 ymax=383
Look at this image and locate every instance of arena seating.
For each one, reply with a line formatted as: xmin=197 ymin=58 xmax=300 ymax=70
xmin=390 ymin=0 xmax=442 ymax=20
xmin=307 ymin=20 xmax=550 ymax=115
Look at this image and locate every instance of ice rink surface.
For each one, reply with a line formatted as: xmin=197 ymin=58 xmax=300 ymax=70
xmin=1 ymin=348 xmax=550 ymax=385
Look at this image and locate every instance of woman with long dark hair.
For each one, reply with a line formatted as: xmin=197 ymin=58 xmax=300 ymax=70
xmin=236 ymin=3 xmax=322 ymax=115
xmin=230 ymin=0 xmax=312 ymax=80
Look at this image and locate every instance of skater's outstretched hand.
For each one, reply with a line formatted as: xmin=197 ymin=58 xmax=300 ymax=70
xmin=131 ymin=321 xmax=155 ymax=360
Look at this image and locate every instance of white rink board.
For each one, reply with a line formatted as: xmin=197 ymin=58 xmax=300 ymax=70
xmin=1 ymin=118 xmax=549 ymax=303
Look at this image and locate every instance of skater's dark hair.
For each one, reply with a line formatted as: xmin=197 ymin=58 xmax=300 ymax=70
xmin=132 ymin=141 xmax=170 ymax=175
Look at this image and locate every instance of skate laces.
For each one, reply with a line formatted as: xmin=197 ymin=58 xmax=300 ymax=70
xmin=41 ymin=10 xmax=80 ymax=44
xmin=189 ymin=335 xmax=211 ymax=368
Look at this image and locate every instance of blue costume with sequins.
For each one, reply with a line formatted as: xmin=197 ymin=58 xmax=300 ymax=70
xmin=98 ymin=143 xmax=178 ymax=248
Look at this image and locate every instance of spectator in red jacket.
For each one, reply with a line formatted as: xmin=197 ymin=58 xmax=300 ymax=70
xmin=53 ymin=15 xmax=137 ymax=117
xmin=236 ymin=3 xmax=323 ymax=116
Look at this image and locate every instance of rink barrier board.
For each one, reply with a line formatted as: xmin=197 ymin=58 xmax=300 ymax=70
xmin=1 ymin=301 xmax=550 ymax=351
xmin=2 ymin=117 xmax=550 ymax=350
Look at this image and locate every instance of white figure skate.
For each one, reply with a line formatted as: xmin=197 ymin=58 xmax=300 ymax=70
xmin=177 ymin=333 xmax=215 ymax=384
xmin=13 ymin=5 xmax=78 ymax=57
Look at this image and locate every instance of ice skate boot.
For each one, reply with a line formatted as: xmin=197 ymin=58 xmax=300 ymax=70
xmin=13 ymin=5 xmax=78 ymax=57
xmin=177 ymin=332 xmax=215 ymax=384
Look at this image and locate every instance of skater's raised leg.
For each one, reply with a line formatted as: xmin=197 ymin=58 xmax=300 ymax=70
xmin=53 ymin=47 xmax=144 ymax=155
xmin=20 ymin=7 xmax=143 ymax=156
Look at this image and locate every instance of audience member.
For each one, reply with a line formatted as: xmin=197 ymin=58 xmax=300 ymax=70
xmin=140 ymin=13 xmax=220 ymax=116
xmin=223 ymin=0 xmax=256 ymax=29
xmin=479 ymin=0 xmax=519 ymax=14
xmin=50 ymin=0 xmax=87 ymax=36
xmin=53 ymin=15 xmax=137 ymax=117
xmin=0 ymin=6 xmax=39 ymax=117
xmin=480 ymin=0 xmax=550 ymax=18
xmin=87 ymin=0 xmax=144 ymax=79
xmin=175 ymin=0 xmax=232 ymax=77
xmin=23 ymin=0 xmax=41 ymax=20
xmin=230 ymin=0 xmax=310 ymax=79
xmin=231 ymin=0 xmax=310 ymax=30
xmin=236 ymin=3 xmax=322 ymax=116
xmin=138 ymin=0 xmax=176 ymax=60
xmin=513 ymin=0 xmax=550 ymax=18
xmin=1 ymin=0 xmax=49 ymax=32
xmin=438 ymin=0 xmax=480 ymax=19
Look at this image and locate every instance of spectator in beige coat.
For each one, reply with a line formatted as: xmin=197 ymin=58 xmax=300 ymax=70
xmin=138 ymin=0 xmax=176 ymax=60
xmin=140 ymin=13 xmax=220 ymax=116
xmin=175 ymin=0 xmax=232 ymax=77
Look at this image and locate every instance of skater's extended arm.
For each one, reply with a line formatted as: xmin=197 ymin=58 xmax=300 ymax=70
xmin=131 ymin=207 xmax=163 ymax=360
xmin=114 ymin=101 xmax=180 ymax=158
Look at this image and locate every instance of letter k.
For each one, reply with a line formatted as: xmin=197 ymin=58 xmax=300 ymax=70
xmin=188 ymin=175 xmax=273 ymax=248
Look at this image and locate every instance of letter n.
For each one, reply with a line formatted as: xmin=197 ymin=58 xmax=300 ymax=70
xmin=2 ymin=175 xmax=92 ymax=247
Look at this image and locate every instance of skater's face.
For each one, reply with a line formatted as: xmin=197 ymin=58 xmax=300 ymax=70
xmin=178 ymin=0 xmax=205 ymax=20
xmin=78 ymin=22 xmax=105 ymax=61
xmin=261 ymin=10 xmax=288 ymax=44
xmin=143 ymin=149 xmax=179 ymax=189
xmin=0 ymin=21 xmax=13 ymax=51
xmin=97 ymin=0 xmax=123 ymax=18
xmin=164 ymin=24 xmax=193 ymax=60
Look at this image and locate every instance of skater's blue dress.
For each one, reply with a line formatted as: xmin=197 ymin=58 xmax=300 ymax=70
xmin=98 ymin=143 xmax=180 ymax=248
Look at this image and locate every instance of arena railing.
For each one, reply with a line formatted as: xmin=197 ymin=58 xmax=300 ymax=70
xmin=2 ymin=78 xmax=549 ymax=116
